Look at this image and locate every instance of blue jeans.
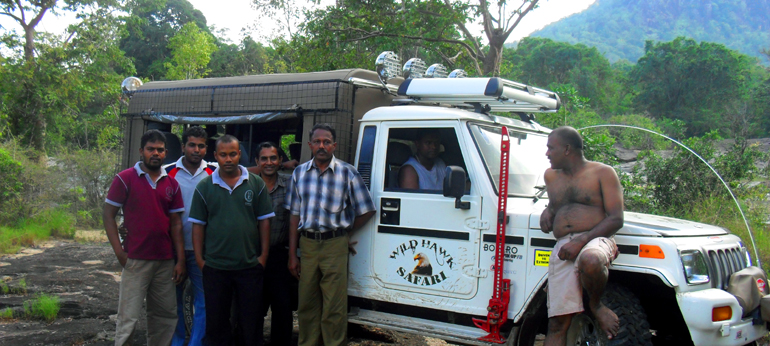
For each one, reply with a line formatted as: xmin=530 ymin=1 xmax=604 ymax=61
xmin=172 ymin=251 xmax=206 ymax=346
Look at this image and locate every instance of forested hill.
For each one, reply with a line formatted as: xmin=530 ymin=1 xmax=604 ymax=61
xmin=526 ymin=0 xmax=770 ymax=63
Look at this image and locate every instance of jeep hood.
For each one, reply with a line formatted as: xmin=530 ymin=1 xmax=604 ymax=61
xmin=617 ymin=212 xmax=728 ymax=237
xmin=526 ymin=208 xmax=729 ymax=237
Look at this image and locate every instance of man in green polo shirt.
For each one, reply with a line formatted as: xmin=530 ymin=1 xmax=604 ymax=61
xmin=189 ymin=134 xmax=274 ymax=346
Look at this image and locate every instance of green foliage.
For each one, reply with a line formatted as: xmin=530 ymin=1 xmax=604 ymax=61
xmin=28 ymin=294 xmax=60 ymax=322
xmin=581 ymin=130 xmax=617 ymax=166
xmin=0 ymin=148 xmax=22 ymax=202
xmin=121 ymin=0 xmax=209 ymax=79
xmin=18 ymin=278 xmax=26 ymax=293
xmin=655 ymin=118 xmax=687 ymax=140
xmin=0 ymin=308 xmax=12 ymax=319
xmin=631 ymin=37 xmax=756 ymax=136
xmin=529 ymin=0 xmax=770 ymax=64
xmin=281 ymin=0 xmax=542 ymax=75
xmin=164 ymin=22 xmax=218 ymax=80
xmin=0 ymin=6 xmax=135 ymax=152
xmin=0 ymin=140 xmax=117 ymax=229
xmin=503 ymin=38 xmax=613 ymax=111
xmin=208 ymin=36 xmax=286 ymax=77
xmin=0 ymin=282 xmax=8 ymax=294
xmin=606 ymin=114 xmax=669 ymax=150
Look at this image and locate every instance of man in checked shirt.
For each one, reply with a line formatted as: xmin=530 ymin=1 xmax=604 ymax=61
xmin=250 ymin=141 xmax=295 ymax=345
xmin=285 ymin=123 xmax=376 ymax=346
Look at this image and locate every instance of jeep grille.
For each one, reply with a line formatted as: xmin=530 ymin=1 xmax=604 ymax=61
xmin=707 ymin=246 xmax=747 ymax=290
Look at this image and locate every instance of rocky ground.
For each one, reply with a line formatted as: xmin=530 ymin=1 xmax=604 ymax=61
xmin=0 ymin=236 xmax=479 ymax=346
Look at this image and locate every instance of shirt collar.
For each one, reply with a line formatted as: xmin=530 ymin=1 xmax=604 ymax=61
xmin=212 ymin=165 xmax=249 ymax=192
xmin=133 ymin=161 xmax=168 ymax=178
xmin=307 ymin=156 xmax=338 ymax=173
xmin=173 ymin=156 xmax=211 ymax=177
xmin=260 ymin=173 xmax=287 ymax=193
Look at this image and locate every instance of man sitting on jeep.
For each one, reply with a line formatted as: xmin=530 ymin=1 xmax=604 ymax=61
xmin=540 ymin=126 xmax=624 ymax=346
xmin=399 ymin=129 xmax=447 ymax=190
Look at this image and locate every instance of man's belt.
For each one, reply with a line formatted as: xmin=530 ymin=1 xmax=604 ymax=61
xmin=300 ymin=229 xmax=347 ymax=240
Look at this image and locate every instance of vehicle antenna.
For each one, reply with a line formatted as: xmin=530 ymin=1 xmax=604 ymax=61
xmin=579 ymin=124 xmax=760 ymax=268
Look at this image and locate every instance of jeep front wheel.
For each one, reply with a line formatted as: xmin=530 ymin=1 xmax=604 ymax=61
xmin=566 ymin=283 xmax=653 ymax=346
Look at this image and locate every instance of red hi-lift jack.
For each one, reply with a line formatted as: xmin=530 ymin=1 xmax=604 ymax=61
xmin=472 ymin=126 xmax=512 ymax=344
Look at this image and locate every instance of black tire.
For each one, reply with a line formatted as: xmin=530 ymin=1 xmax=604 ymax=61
xmin=511 ymin=289 xmax=548 ymax=346
xmin=566 ymin=283 xmax=653 ymax=346
xmin=182 ymin=278 xmax=194 ymax=337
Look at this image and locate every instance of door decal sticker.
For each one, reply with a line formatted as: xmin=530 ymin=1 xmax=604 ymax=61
xmin=390 ymin=239 xmax=455 ymax=286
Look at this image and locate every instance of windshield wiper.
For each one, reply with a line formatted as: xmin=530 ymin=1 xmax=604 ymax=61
xmin=533 ymin=185 xmax=547 ymax=203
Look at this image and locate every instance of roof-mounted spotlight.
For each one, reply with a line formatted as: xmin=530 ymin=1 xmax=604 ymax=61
xmin=425 ymin=64 xmax=448 ymax=78
xmin=448 ymin=69 xmax=467 ymax=78
xmin=375 ymin=51 xmax=401 ymax=85
xmin=121 ymin=76 xmax=143 ymax=95
xmin=403 ymin=58 xmax=427 ymax=79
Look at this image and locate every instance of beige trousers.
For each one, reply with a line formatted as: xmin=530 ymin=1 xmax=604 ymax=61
xmin=115 ymin=259 xmax=177 ymax=346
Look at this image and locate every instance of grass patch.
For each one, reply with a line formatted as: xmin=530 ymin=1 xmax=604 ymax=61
xmin=0 ymin=307 xmax=12 ymax=319
xmin=674 ymin=193 xmax=770 ymax=274
xmin=0 ymin=282 xmax=8 ymax=294
xmin=27 ymin=294 xmax=60 ymax=322
xmin=0 ymin=208 xmax=75 ymax=254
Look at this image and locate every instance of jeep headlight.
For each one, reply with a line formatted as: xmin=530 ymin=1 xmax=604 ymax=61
xmin=680 ymin=250 xmax=710 ymax=285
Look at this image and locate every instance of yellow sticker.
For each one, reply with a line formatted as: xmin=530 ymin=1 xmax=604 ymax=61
xmin=535 ymin=250 xmax=551 ymax=266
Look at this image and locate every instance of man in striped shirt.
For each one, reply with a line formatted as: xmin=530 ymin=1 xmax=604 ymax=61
xmin=286 ymin=123 xmax=376 ymax=346
xmin=164 ymin=126 xmax=216 ymax=346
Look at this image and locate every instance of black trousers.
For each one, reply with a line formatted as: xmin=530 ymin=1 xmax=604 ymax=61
xmin=262 ymin=245 xmax=296 ymax=345
xmin=202 ymin=264 xmax=264 ymax=346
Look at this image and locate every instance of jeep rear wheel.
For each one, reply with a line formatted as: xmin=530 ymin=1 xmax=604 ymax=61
xmin=566 ymin=283 xmax=653 ymax=346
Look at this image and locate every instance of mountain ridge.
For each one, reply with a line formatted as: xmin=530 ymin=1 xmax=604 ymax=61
xmin=522 ymin=0 xmax=770 ymax=63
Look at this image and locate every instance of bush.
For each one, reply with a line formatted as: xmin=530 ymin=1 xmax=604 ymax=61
xmin=0 ymin=147 xmax=23 ymax=219
xmin=0 ymin=141 xmax=118 ymax=229
xmin=28 ymin=294 xmax=59 ymax=322
xmin=607 ymin=114 xmax=669 ymax=150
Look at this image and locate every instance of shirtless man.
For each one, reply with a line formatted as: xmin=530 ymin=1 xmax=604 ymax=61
xmin=540 ymin=126 xmax=624 ymax=346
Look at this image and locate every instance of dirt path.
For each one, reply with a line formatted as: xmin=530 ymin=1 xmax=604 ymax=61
xmin=0 ymin=239 xmax=478 ymax=346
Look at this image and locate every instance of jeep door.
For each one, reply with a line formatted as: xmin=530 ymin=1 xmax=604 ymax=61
xmin=367 ymin=121 xmax=483 ymax=300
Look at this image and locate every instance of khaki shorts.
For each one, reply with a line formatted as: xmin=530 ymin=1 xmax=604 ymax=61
xmin=546 ymin=234 xmax=617 ymax=318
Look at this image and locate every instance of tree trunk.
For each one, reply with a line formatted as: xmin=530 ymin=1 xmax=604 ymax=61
xmin=483 ymin=36 xmax=506 ymax=76
xmin=23 ymin=25 xmax=34 ymax=62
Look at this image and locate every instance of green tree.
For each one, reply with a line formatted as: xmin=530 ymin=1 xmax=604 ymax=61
xmin=631 ymin=37 xmax=756 ymax=136
xmin=164 ymin=22 xmax=217 ymax=80
xmin=0 ymin=6 xmax=134 ymax=152
xmin=120 ymin=0 xmax=209 ymax=79
xmin=0 ymin=0 xmax=120 ymax=153
xmin=263 ymin=0 xmax=541 ymax=76
xmin=208 ymin=36 xmax=274 ymax=77
xmin=503 ymin=37 xmax=614 ymax=111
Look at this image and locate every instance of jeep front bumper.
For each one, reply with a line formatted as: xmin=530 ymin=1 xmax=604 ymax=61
xmin=677 ymin=288 xmax=768 ymax=345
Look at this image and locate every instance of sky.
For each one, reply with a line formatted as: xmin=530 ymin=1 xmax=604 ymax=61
xmin=7 ymin=0 xmax=596 ymax=45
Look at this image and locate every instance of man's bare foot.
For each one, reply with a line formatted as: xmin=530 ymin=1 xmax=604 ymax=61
xmin=592 ymin=304 xmax=619 ymax=339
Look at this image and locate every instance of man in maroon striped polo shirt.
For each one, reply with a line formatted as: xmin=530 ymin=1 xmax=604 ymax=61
xmin=103 ymin=130 xmax=186 ymax=346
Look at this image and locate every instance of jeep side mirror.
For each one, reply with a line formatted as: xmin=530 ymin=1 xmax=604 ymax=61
xmin=443 ymin=166 xmax=470 ymax=210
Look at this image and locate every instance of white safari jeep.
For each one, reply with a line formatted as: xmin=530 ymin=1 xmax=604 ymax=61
xmin=119 ymin=53 xmax=768 ymax=346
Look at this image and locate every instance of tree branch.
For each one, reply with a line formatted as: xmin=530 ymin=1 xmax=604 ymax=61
xmin=504 ymin=0 xmax=538 ymax=37
xmin=416 ymin=43 xmax=482 ymax=76
xmin=478 ymin=0 xmax=495 ymax=42
xmin=441 ymin=0 xmax=483 ymax=57
xmin=336 ymin=28 xmax=479 ymax=60
xmin=15 ymin=0 xmax=26 ymax=23
xmin=0 ymin=11 xmax=24 ymax=25
xmin=28 ymin=5 xmax=50 ymax=29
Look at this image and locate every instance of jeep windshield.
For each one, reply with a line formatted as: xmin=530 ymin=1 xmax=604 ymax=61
xmin=469 ymin=123 xmax=550 ymax=197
